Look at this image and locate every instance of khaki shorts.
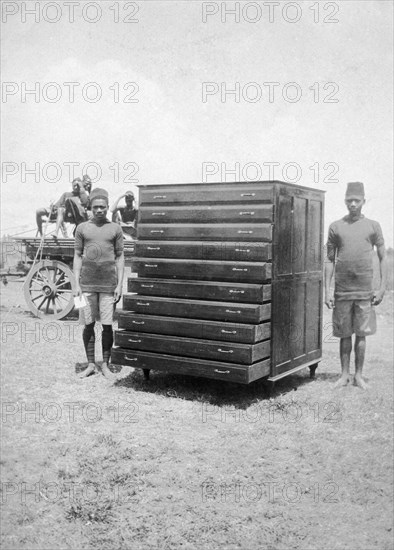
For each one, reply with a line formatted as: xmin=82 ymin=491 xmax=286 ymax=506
xmin=332 ymin=299 xmax=376 ymax=338
xmin=79 ymin=292 xmax=115 ymax=325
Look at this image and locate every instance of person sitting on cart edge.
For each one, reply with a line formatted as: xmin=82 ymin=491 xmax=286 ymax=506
xmin=110 ymin=191 xmax=138 ymax=239
xmin=73 ymin=187 xmax=125 ymax=380
xmin=325 ymin=182 xmax=387 ymax=390
xmin=53 ymin=178 xmax=89 ymax=237
xmin=81 ymin=174 xmax=94 ymax=219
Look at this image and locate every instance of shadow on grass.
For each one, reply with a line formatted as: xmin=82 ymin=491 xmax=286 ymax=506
xmin=113 ymin=366 xmax=326 ymax=407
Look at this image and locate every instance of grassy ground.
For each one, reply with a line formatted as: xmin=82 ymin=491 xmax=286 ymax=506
xmin=1 ymin=281 xmax=393 ymax=550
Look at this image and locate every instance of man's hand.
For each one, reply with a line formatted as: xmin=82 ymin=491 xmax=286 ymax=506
xmin=74 ymin=284 xmax=83 ymax=298
xmin=114 ymin=285 xmax=122 ymax=304
xmin=372 ymin=290 xmax=385 ymax=305
xmin=325 ymin=293 xmax=334 ymax=309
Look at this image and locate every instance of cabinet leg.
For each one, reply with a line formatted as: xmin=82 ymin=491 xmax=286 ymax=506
xmin=263 ymin=380 xmax=275 ymax=397
xmin=143 ymin=369 xmax=150 ymax=381
xmin=309 ymin=363 xmax=318 ymax=379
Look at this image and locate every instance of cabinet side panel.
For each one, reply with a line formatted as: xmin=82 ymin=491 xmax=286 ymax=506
xmin=274 ymin=194 xmax=292 ymax=277
xmin=271 ymin=185 xmax=324 ymax=377
xmin=306 ymin=279 xmax=322 ymax=353
xmin=307 ymin=200 xmax=323 ymax=272
xmin=291 ymin=281 xmax=306 ymax=359
xmin=293 ymin=197 xmax=307 ymax=274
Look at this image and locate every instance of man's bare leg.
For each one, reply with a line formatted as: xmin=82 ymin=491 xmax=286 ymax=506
xmin=101 ymin=325 xmax=115 ymax=379
xmin=354 ymin=335 xmax=367 ymax=389
xmin=78 ymin=363 xmax=97 ymax=378
xmin=54 ymin=207 xmax=66 ymax=238
xmin=80 ymin=322 xmax=96 ymax=378
xmin=101 ymin=362 xmax=115 ymax=380
xmin=335 ymin=336 xmax=352 ymax=387
xmin=36 ymin=208 xmax=46 ymax=236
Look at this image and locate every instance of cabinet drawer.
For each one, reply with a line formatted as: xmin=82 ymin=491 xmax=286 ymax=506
xmin=118 ymin=313 xmax=271 ymax=343
xmin=133 ymin=241 xmax=271 ymax=262
xmin=132 ymin=258 xmax=271 ymax=283
xmin=139 ymin=183 xmax=274 ymax=206
xmin=128 ymin=278 xmax=271 ymax=303
xmin=139 ymin=204 xmax=273 ymax=224
xmin=138 ymin=224 xmax=272 ymax=242
xmin=123 ymin=295 xmax=271 ymax=323
xmin=115 ymin=331 xmax=270 ymax=364
xmin=111 ymin=348 xmax=271 ymax=384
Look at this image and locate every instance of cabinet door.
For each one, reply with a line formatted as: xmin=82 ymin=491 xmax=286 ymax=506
xmin=128 ymin=278 xmax=271 ymax=303
xmin=132 ymin=258 xmax=272 ymax=283
xmin=111 ymin=348 xmax=271 ymax=384
xmin=134 ymin=241 xmax=272 ymax=262
xmin=118 ymin=313 xmax=271 ymax=343
xmin=115 ymin=331 xmax=270 ymax=364
xmin=138 ymin=224 xmax=272 ymax=242
xmin=139 ymin=183 xmax=274 ymax=205
xmin=123 ymin=295 xmax=271 ymax=324
xmin=139 ymin=204 xmax=273 ymax=224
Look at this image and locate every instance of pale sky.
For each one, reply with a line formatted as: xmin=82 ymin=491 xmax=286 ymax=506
xmin=1 ymin=0 xmax=393 ymax=245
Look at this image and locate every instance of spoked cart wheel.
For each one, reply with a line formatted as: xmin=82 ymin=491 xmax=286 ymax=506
xmin=24 ymin=260 xmax=76 ymax=320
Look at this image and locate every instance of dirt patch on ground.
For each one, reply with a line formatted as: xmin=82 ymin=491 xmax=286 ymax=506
xmin=1 ymin=282 xmax=393 ymax=550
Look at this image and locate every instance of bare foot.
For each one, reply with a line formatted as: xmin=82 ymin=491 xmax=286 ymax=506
xmin=101 ymin=362 xmax=115 ymax=380
xmin=354 ymin=375 xmax=368 ymax=390
xmin=334 ymin=375 xmax=350 ymax=388
xmin=78 ymin=363 xmax=96 ymax=378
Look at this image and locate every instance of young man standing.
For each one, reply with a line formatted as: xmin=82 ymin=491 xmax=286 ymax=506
xmin=325 ymin=182 xmax=387 ymax=389
xmin=73 ymin=188 xmax=125 ymax=379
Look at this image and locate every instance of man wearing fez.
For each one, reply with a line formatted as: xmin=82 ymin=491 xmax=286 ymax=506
xmin=73 ymin=188 xmax=125 ymax=379
xmin=325 ymin=182 xmax=387 ymax=389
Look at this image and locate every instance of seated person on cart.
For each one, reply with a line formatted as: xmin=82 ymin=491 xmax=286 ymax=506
xmin=54 ymin=178 xmax=90 ymax=237
xmin=82 ymin=174 xmax=93 ymax=219
xmin=110 ymin=191 xmax=138 ymax=239
xmin=36 ymin=202 xmax=67 ymax=238
xmin=36 ymin=178 xmax=89 ymax=238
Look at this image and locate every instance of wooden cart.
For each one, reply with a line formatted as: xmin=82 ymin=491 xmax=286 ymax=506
xmin=16 ymin=237 xmax=135 ymax=320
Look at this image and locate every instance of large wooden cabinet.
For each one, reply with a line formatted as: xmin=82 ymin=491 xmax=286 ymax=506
xmin=112 ymin=181 xmax=325 ymax=385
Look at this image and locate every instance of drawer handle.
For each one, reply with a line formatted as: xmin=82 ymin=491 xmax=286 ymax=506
xmin=239 ymin=211 xmax=255 ymax=216
xmin=237 ymin=230 xmax=253 ymax=234
xmin=132 ymin=321 xmax=145 ymax=325
xmin=229 ymin=290 xmax=244 ymax=294
xmin=232 ymin=268 xmax=248 ymax=272
xmin=128 ymin=338 xmax=142 ymax=343
xmin=147 ymin=247 xmax=161 ymax=250
xmin=221 ymin=329 xmax=236 ymax=334
xmin=153 ymin=195 xmax=166 ymax=199
xmin=225 ymin=309 xmax=241 ymax=314
xmin=214 ymin=369 xmax=230 ymax=374
xmin=217 ymin=349 xmax=233 ymax=354
xmin=125 ymin=356 xmax=138 ymax=361
xmin=235 ymin=248 xmax=250 ymax=252
xmin=137 ymin=302 xmax=150 ymax=306
xmin=152 ymin=212 xmax=166 ymax=216
xmin=144 ymin=264 xmax=158 ymax=268
xmin=150 ymin=230 xmax=164 ymax=234
xmin=141 ymin=284 xmax=154 ymax=288
xmin=241 ymin=193 xmax=255 ymax=197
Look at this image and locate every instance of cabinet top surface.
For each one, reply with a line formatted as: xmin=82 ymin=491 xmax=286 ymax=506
xmin=137 ymin=180 xmax=325 ymax=194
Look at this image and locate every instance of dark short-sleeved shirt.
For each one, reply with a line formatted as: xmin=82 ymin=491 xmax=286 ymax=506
xmin=55 ymin=189 xmax=89 ymax=209
xmin=326 ymin=215 xmax=384 ymax=300
xmin=74 ymin=219 xmax=124 ymax=293
xmin=55 ymin=192 xmax=73 ymax=209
